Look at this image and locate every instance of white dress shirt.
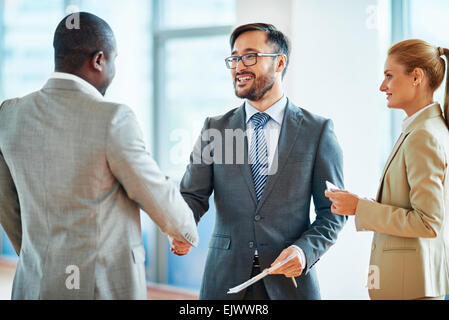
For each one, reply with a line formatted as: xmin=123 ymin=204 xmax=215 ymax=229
xmin=402 ymin=102 xmax=438 ymax=132
xmin=244 ymin=96 xmax=307 ymax=269
xmin=49 ymin=72 xmax=104 ymax=100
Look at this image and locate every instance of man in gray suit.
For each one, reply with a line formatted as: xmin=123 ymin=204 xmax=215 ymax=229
xmin=172 ymin=23 xmax=347 ymax=299
xmin=0 ymin=12 xmax=198 ymax=299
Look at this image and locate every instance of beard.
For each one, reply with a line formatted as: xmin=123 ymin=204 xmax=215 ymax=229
xmin=234 ymin=66 xmax=276 ymax=101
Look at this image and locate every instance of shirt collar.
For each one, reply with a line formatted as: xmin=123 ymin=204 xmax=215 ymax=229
xmin=245 ymin=95 xmax=287 ymax=125
xmin=49 ymin=72 xmax=104 ymax=100
xmin=402 ymin=102 xmax=438 ymax=132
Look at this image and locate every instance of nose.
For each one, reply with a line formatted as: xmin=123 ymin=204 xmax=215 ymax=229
xmin=235 ymin=58 xmax=247 ymax=73
xmin=379 ymin=79 xmax=387 ymax=92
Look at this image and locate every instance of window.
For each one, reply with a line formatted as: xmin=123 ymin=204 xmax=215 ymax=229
xmin=0 ymin=0 xmax=237 ymax=291
xmin=408 ymin=0 xmax=449 ymax=105
xmin=1 ymin=0 xmax=62 ymax=100
xmin=152 ymin=0 xmax=237 ymax=289
xmin=157 ymin=35 xmax=238 ymax=178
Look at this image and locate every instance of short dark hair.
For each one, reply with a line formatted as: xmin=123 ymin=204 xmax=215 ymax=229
xmin=229 ymin=23 xmax=290 ymax=78
xmin=53 ymin=12 xmax=116 ymax=72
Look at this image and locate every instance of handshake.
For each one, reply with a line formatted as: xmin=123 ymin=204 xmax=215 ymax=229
xmin=168 ymin=235 xmax=193 ymax=256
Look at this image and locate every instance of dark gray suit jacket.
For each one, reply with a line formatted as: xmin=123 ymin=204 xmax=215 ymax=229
xmin=180 ymin=99 xmax=347 ymax=299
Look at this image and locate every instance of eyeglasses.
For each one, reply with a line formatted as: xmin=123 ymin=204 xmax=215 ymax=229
xmin=224 ymin=52 xmax=282 ymax=69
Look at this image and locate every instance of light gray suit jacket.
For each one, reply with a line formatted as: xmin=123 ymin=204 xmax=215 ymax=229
xmin=0 ymin=78 xmax=198 ymax=299
xmin=181 ymin=99 xmax=347 ymax=299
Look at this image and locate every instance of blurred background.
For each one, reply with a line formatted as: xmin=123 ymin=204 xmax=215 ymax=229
xmin=0 ymin=0 xmax=448 ymax=300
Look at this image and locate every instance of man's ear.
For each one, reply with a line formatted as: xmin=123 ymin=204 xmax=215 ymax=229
xmin=276 ymin=54 xmax=287 ymax=75
xmin=91 ymin=51 xmax=105 ymax=72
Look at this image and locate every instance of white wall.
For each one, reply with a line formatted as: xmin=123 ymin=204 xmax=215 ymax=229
xmin=237 ymin=0 xmax=393 ymax=299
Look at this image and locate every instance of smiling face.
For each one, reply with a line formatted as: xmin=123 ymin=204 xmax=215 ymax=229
xmin=231 ymin=30 xmax=280 ymax=102
xmin=380 ymin=55 xmax=419 ymax=110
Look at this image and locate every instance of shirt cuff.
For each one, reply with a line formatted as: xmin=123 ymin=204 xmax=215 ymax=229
xmin=290 ymin=245 xmax=306 ymax=269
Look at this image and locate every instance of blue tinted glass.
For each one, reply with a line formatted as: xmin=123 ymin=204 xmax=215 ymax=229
xmin=1 ymin=229 xmax=17 ymax=258
xmin=161 ymin=35 xmax=239 ymax=289
xmin=1 ymin=0 xmax=63 ymax=100
xmin=167 ymin=197 xmax=216 ymax=290
xmin=158 ymin=35 xmax=239 ymax=178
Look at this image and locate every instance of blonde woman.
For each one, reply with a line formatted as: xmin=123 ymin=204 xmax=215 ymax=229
xmin=325 ymin=39 xmax=449 ymax=300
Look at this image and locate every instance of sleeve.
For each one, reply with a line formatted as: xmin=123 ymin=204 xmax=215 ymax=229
xmin=106 ymin=105 xmax=199 ymax=246
xmin=0 ymin=150 xmax=22 ymax=255
xmin=355 ymin=130 xmax=446 ymax=238
xmin=179 ymin=117 xmax=214 ymax=224
xmin=293 ymin=119 xmax=347 ymax=274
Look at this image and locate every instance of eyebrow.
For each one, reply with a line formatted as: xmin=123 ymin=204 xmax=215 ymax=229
xmin=384 ymin=69 xmax=392 ymax=74
xmin=231 ymin=48 xmax=261 ymax=55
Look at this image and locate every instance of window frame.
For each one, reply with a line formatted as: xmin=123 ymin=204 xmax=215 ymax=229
xmin=389 ymin=0 xmax=410 ymax=148
xmin=150 ymin=0 xmax=233 ymax=286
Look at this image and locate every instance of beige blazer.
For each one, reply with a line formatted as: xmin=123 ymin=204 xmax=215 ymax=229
xmin=356 ymin=104 xmax=449 ymax=300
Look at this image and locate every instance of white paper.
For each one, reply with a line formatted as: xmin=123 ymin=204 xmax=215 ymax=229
xmin=227 ymin=253 xmax=298 ymax=294
xmin=325 ymin=180 xmax=340 ymax=192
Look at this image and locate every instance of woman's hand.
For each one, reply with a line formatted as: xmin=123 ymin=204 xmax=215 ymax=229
xmin=324 ymin=190 xmax=359 ymax=216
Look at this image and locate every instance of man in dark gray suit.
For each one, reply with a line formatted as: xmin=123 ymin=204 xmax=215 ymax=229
xmin=0 ymin=12 xmax=198 ymax=299
xmin=173 ymin=23 xmax=347 ymax=300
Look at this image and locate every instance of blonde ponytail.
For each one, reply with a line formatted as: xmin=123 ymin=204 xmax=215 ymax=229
xmin=440 ymin=47 xmax=449 ymax=129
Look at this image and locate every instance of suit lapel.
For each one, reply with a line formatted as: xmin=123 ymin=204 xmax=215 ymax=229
xmin=256 ymin=101 xmax=303 ymax=211
xmin=379 ymin=132 xmax=407 ymax=185
xmin=376 ymin=132 xmax=408 ymax=201
xmin=375 ymin=104 xmax=443 ymax=201
xmin=232 ymin=105 xmax=258 ymax=205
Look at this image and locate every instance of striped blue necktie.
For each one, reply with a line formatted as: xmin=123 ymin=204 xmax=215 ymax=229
xmin=250 ymin=112 xmax=270 ymax=201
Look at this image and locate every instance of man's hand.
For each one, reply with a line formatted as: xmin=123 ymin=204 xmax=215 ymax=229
xmin=324 ymin=190 xmax=359 ymax=216
xmin=269 ymin=246 xmax=303 ymax=278
xmin=168 ymin=235 xmax=192 ymax=256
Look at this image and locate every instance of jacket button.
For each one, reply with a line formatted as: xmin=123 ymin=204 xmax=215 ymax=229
xmin=254 ymin=215 xmax=261 ymax=221
xmin=249 ymin=241 xmax=254 ymax=248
